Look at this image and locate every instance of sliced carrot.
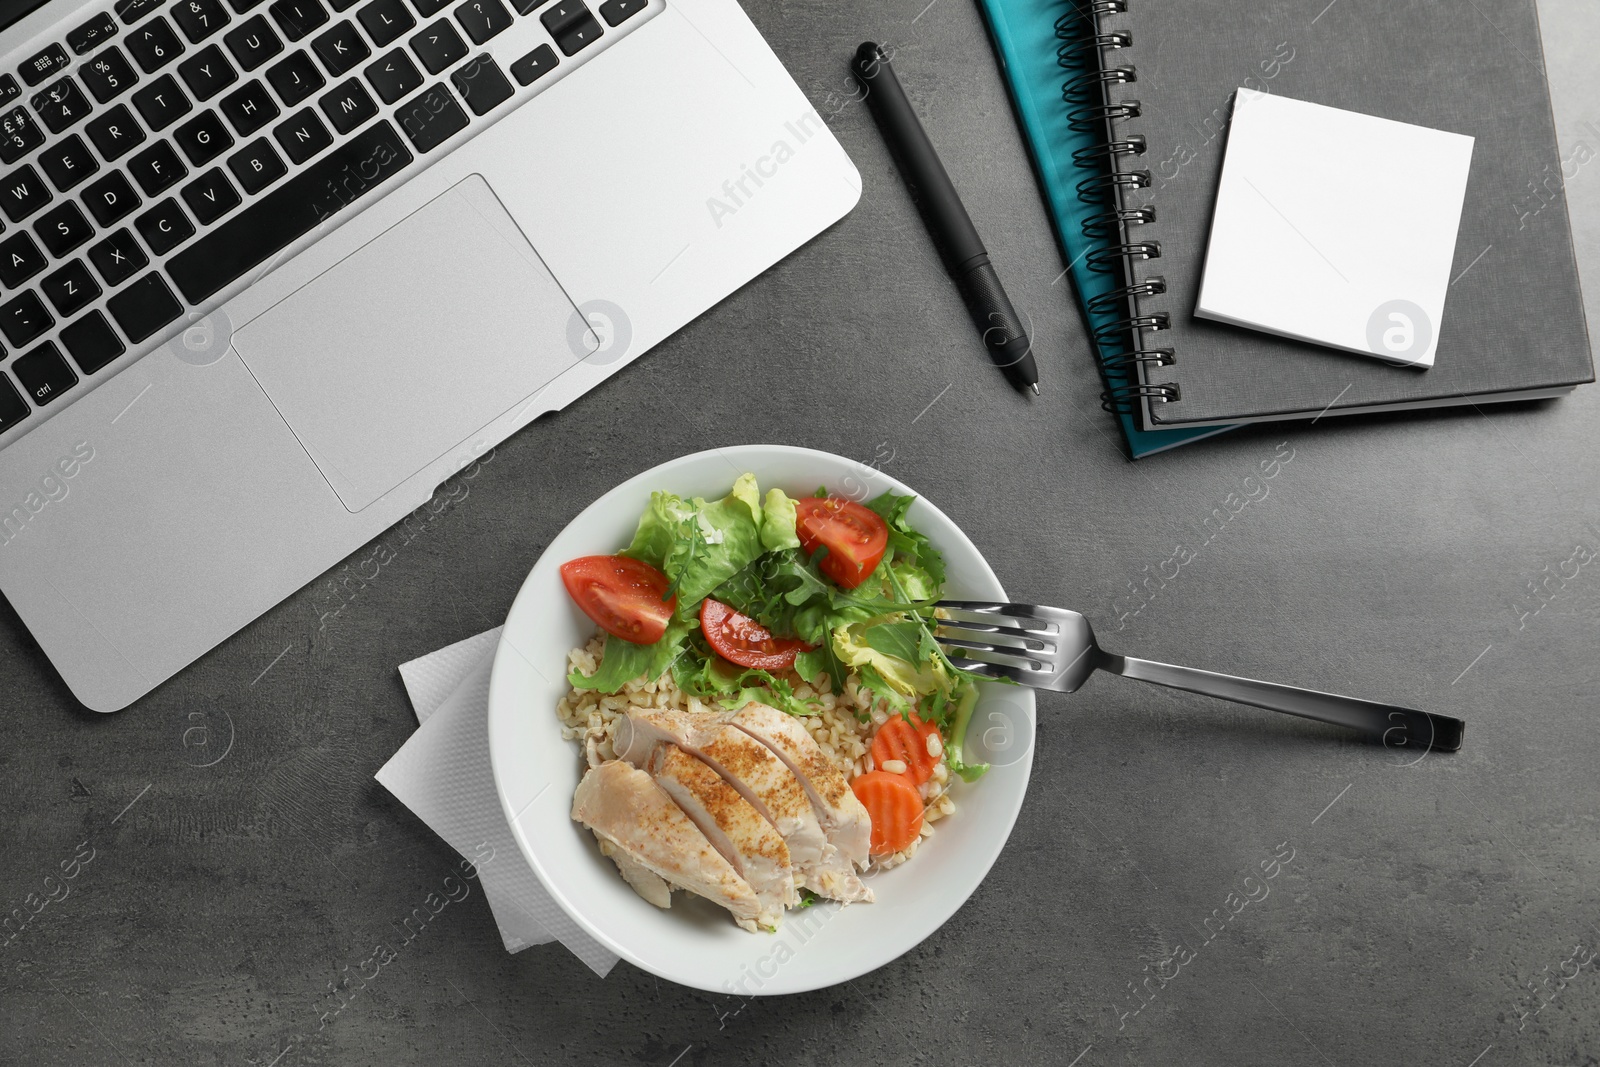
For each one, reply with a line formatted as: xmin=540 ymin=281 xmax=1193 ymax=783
xmin=852 ymin=770 xmax=925 ymax=855
xmin=870 ymin=711 xmax=939 ymax=785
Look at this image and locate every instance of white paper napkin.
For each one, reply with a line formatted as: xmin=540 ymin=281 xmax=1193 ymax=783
xmin=378 ymin=628 xmax=620 ymax=976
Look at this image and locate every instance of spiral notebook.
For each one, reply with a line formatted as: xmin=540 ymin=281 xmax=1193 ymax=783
xmin=1067 ymin=0 xmax=1593 ymax=428
xmin=978 ymin=0 xmax=1236 ymax=458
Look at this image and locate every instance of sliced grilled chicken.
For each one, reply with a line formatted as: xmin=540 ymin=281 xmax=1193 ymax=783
xmin=730 ymin=702 xmax=873 ymax=868
xmin=648 ymin=744 xmax=797 ymax=929
xmin=571 ymin=760 xmax=762 ymax=929
xmin=617 ymin=708 xmax=873 ymax=904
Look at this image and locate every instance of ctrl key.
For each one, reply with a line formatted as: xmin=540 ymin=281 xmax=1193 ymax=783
xmin=12 ymin=342 xmax=79 ymax=407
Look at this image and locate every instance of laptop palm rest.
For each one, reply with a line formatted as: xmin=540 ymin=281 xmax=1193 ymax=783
xmin=231 ymin=174 xmax=591 ymax=513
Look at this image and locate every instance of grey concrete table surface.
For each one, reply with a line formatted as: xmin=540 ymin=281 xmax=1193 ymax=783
xmin=4 ymin=0 xmax=1600 ymax=1064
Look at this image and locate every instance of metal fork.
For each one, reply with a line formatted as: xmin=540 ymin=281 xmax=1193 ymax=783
xmin=936 ymin=601 xmax=1464 ymax=752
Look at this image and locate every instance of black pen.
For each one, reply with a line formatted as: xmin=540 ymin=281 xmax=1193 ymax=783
xmin=852 ymin=41 xmax=1040 ymax=396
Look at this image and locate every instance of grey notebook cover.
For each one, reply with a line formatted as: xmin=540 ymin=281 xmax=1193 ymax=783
xmin=1094 ymin=0 xmax=1593 ymax=427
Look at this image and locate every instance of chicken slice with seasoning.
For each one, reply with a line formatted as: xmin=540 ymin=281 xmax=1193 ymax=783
xmin=617 ymin=708 xmax=873 ymax=904
xmin=647 ymin=743 xmax=797 ymax=930
xmin=730 ymin=702 xmax=872 ymax=868
xmin=571 ymin=760 xmax=762 ymax=929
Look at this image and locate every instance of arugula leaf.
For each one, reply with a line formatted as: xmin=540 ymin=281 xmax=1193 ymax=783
xmin=862 ymin=620 xmax=923 ymax=665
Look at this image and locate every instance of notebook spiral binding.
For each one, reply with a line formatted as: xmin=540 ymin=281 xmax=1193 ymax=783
xmin=1057 ymin=0 xmax=1180 ymax=411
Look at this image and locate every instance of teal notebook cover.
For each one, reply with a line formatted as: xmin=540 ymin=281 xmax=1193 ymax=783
xmin=977 ymin=0 xmax=1236 ymax=457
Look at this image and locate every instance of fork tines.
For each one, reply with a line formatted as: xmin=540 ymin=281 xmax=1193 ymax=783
xmin=933 ymin=601 xmax=1061 ymax=680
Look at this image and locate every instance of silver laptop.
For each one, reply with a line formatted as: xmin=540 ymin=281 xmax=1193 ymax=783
xmin=0 ymin=0 xmax=860 ymax=710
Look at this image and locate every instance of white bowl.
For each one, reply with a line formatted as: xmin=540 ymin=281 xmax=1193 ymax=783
xmin=487 ymin=445 xmax=1035 ymax=994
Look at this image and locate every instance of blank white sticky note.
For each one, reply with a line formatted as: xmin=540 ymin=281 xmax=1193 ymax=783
xmin=1196 ymin=89 xmax=1474 ymax=367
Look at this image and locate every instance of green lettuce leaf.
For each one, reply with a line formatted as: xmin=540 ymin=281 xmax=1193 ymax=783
xmin=670 ymin=652 xmax=818 ymax=718
xmin=567 ymin=618 xmax=693 ymax=692
xmin=759 ymin=488 xmax=800 ymax=552
xmin=834 ymin=617 xmax=936 ymax=698
xmin=623 ymin=474 xmax=767 ymax=618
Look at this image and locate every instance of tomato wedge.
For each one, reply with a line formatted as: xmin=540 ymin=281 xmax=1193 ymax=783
xmin=699 ymin=598 xmax=811 ymax=671
xmin=560 ymin=555 xmax=676 ymax=645
xmin=794 ymin=496 xmax=890 ymax=589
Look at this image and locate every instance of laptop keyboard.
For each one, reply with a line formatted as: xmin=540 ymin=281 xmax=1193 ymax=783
xmin=0 ymin=0 xmax=654 ymax=438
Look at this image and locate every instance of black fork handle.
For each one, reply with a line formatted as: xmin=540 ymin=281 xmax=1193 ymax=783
xmin=1099 ymin=654 xmax=1464 ymax=752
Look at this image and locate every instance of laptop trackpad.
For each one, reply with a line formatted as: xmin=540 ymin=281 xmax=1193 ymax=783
xmin=232 ymin=174 xmax=588 ymax=513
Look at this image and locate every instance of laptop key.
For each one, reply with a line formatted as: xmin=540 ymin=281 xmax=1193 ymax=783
xmin=409 ymin=19 xmax=465 ymax=74
xmin=34 ymin=201 xmax=94 ymax=256
xmin=227 ymin=136 xmax=286 ymax=192
xmin=80 ymin=46 xmax=141 ymax=103
xmin=127 ymin=141 xmax=187 ymax=194
xmin=364 ymin=49 xmax=420 ymax=103
xmin=454 ymin=0 xmax=511 ymax=44
xmin=173 ymin=0 xmax=233 ymax=43
xmin=0 ymin=232 xmax=47 ymax=286
xmin=272 ymin=106 xmax=331 ymax=161
xmin=226 ymin=0 xmax=268 ymax=13
xmin=68 ymin=13 xmax=121 ymax=55
xmin=0 ymin=165 xmax=52 ymax=223
xmin=86 ymin=104 xmax=147 ymax=160
xmin=359 ymin=0 xmax=416 ymax=47
xmin=0 ymin=374 xmax=27 ymax=431
xmin=451 ymin=54 xmax=510 ymax=115
xmin=134 ymin=197 xmax=194 ymax=254
xmin=411 ymin=0 xmax=452 ymax=17
xmin=174 ymin=109 xmax=234 ymax=164
xmin=395 ymin=82 xmax=464 ymax=152
xmin=508 ymin=43 xmax=555 ymax=85
xmin=0 ymin=106 xmax=45 ymax=164
xmin=312 ymin=22 xmax=370 ymax=76
xmin=20 ymin=45 xmax=70 ymax=88
xmin=32 ymin=77 xmax=94 ymax=133
xmin=597 ymin=0 xmax=641 ymax=24
xmin=270 ymin=0 xmax=329 ymax=41
xmin=126 ymin=17 xmax=186 ymax=73
xmin=538 ymin=0 xmax=585 ymax=34
xmin=180 ymin=167 xmax=241 ymax=224
xmin=11 ymin=342 xmax=75 ymax=404
xmin=318 ymin=78 xmax=375 ymax=133
xmin=40 ymin=260 xmax=101 ymax=317
xmin=39 ymin=135 xmax=99 ymax=192
xmin=553 ymin=12 xmax=600 ymax=55
xmin=0 ymin=76 xmax=21 ymax=104
xmin=0 ymin=292 xmax=54 ymax=348
xmin=220 ymin=80 xmax=279 ymax=133
xmin=224 ymin=15 xmax=284 ymax=70
xmin=106 ymin=272 xmax=181 ymax=341
xmin=266 ymin=50 xmax=325 ymax=104
xmin=60 ymin=311 xmax=126 ymax=374
xmin=166 ymin=120 xmax=411 ymax=303
xmin=81 ymin=170 xmax=141 ymax=225
xmin=178 ymin=44 xmax=240 ymax=100
xmin=132 ymin=73 xmax=194 ymax=129
xmin=88 ymin=227 xmax=147 ymax=285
